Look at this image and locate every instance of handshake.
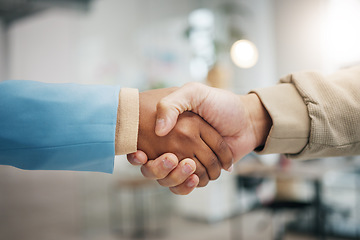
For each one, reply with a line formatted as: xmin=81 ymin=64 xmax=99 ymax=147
xmin=126 ymin=82 xmax=272 ymax=195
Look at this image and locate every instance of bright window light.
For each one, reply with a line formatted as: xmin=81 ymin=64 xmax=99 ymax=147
xmin=324 ymin=0 xmax=360 ymax=68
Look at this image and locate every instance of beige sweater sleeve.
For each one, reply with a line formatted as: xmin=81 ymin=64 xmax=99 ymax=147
xmin=114 ymin=88 xmax=139 ymax=155
xmin=252 ymin=65 xmax=360 ymax=160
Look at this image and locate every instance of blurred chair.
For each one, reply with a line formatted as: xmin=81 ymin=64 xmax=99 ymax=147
xmin=262 ymin=177 xmax=314 ymax=240
xmin=235 ymin=175 xmax=313 ymax=240
xmin=234 ymin=154 xmax=320 ymax=240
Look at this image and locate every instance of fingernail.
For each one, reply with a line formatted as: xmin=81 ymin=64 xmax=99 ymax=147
xmin=186 ymin=179 xmax=197 ymax=188
xmin=227 ymin=164 xmax=234 ymax=172
xmin=183 ymin=163 xmax=194 ymax=174
xmin=163 ymin=158 xmax=175 ymax=169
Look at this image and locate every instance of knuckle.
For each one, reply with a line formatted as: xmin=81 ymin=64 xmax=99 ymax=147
xmin=155 ymin=169 xmax=168 ymax=179
xmin=205 ymin=155 xmax=221 ymax=180
xmin=162 ymin=175 xmax=179 ymax=187
xmin=145 ymin=163 xmax=167 ymax=179
xmin=216 ymin=139 xmax=233 ymax=167
xmin=185 ymin=82 xmax=203 ymax=90
xmin=173 ymin=124 xmax=194 ymax=139
xmin=209 ymin=155 xmax=219 ymax=168
xmin=217 ymin=139 xmax=228 ymax=153
xmin=157 ymin=99 xmax=168 ymax=108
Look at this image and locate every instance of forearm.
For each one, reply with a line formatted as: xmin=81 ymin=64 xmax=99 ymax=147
xmin=281 ymin=65 xmax=360 ymax=159
xmin=250 ymin=83 xmax=310 ymax=156
xmin=0 ymin=80 xmax=121 ymax=173
xmin=240 ymin=93 xmax=272 ymax=150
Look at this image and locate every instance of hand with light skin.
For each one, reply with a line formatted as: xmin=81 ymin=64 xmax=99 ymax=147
xmin=135 ymin=87 xmax=233 ymax=191
xmin=128 ymin=82 xmax=272 ymax=195
xmin=128 ymin=151 xmax=201 ymax=194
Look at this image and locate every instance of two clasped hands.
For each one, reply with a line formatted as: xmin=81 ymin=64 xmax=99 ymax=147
xmin=1 ymin=67 xmax=358 ymax=186
xmin=126 ymin=82 xmax=272 ymax=195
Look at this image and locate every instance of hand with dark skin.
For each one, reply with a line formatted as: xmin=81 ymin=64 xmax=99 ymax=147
xmin=136 ymin=88 xmax=233 ymax=190
xmin=129 ymin=83 xmax=272 ymax=195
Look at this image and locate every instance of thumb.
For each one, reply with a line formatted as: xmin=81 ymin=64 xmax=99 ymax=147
xmin=127 ymin=150 xmax=148 ymax=165
xmin=155 ymin=82 xmax=209 ymax=136
xmin=155 ymin=102 xmax=182 ymax=136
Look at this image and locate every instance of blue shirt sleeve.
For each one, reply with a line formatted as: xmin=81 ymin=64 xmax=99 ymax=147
xmin=0 ymin=80 xmax=121 ymax=173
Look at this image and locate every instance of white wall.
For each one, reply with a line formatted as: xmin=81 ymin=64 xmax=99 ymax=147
xmin=76 ymin=0 xmax=194 ymax=88
xmin=8 ymin=0 xmax=278 ymax=92
xmin=323 ymin=0 xmax=360 ymax=72
xmin=273 ymin=0 xmax=328 ymax=77
xmin=273 ymin=0 xmax=360 ymax=77
xmin=232 ymin=0 xmax=278 ymax=93
xmin=8 ymin=0 xmax=195 ymax=87
xmin=0 ymin=20 xmax=7 ymax=81
xmin=9 ymin=9 xmax=80 ymax=83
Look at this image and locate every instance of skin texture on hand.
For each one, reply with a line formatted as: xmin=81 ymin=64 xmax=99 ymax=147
xmin=136 ymin=88 xmax=233 ymax=188
xmin=127 ymin=152 xmax=200 ymax=195
xmin=128 ymin=83 xmax=272 ymax=195
xmin=155 ymin=82 xmax=272 ymax=161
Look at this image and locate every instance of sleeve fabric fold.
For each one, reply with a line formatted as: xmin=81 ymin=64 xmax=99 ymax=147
xmin=0 ymin=80 xmax=123 ymax=173
xmin=252 ymin=65 xmax=360 ymax=160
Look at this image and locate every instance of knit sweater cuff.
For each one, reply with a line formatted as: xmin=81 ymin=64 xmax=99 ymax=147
xmin=115 ymin=88 xmax=139 ymax=155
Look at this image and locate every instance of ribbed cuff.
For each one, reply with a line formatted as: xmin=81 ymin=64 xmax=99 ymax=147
xmin=250 ymin=83 xmax=310 ymax=155
xmin=115 ymin=88 xmax=139 ymax=155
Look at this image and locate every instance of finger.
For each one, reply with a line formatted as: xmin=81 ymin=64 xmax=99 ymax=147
xmin=155 ymin=103 xmax=181 ymax=137
xmin=169 ymin=174 xmax=199 ymax=195
xmin=157 ymin=159 xmax=196 ymax=187
xmin=194 ymin=142 xmax=222 ymax=181
xmin=140 ymin=153 xmax=178 ymax=179
xmin=155 ymin=82 xmax=210 ymax=136
xmin=127 ymin=150 xmax=148 ymax=165
xmin=200 ymin=123 xmax=233 ymax=171
xmin=192 ymin=157 xmax=210 ymax=187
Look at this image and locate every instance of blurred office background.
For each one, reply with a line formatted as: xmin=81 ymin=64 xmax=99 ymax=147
xmin=1 ymin=0 xmax=360 ymax=239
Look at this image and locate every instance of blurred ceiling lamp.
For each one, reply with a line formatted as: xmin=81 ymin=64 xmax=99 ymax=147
xmin=230 ymin=40 xmax=258 ymax=68
xmin=188 ymin=8 xmax=214 ymax=29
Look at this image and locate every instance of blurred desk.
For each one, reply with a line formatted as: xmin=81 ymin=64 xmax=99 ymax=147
xmin=234 ymin=158 xmax=360 ymax=240
xmin=235 ymin=158 xmax=360 ymax=180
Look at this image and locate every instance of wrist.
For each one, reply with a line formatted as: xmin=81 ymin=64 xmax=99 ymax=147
xmin=137 ymin=88 xmax=178 ymax=157
xmin=137 ymin=91 xmax=155 ymax=150
xmin=241 ymin=93 xmax=272 ymax=150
